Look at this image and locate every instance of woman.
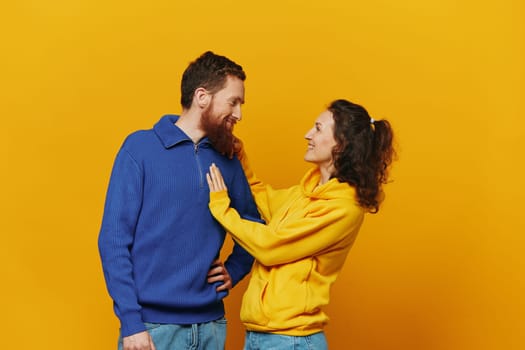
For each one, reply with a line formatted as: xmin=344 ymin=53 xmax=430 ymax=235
xmin=206 ymin=99 xmax=395 ymax=349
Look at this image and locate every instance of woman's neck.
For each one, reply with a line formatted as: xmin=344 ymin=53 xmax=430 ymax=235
xmin=318 ymin=165 xmax=334 ymax=185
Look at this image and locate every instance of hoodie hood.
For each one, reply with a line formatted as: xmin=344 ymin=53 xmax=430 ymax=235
xmin=300 ymin=167 xmax=357 ymax=201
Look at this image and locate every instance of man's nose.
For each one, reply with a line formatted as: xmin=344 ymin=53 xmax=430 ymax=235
xmin=232 ymin=105 xmax=242 ymax=121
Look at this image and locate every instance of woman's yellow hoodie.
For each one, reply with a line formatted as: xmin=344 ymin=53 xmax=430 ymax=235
xmin=208 ymin=152 xmax=365 ymax=336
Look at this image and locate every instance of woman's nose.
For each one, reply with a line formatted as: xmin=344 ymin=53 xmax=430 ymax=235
xmin=305 ymin=129 xmax=313 ymax=139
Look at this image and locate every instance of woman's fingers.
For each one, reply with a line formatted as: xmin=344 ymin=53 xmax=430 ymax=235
xmin=207 ymin=163 xmax=227 ymax=192
xmin=206 ymin=172 xmax=215 ymax=191
xmin=211 ymin=164 xmax=226 ymax=190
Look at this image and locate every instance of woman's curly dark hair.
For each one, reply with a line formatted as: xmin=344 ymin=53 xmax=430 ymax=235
xmin=329 ymin=99 xmax=395 ymax=213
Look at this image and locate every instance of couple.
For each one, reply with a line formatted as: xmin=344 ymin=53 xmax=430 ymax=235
xmin=98 ymin=51 xmax=395 ymax=350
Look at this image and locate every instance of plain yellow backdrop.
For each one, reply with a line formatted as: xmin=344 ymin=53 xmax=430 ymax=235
xmin=2 ymin=0 xmax=524 ymax=349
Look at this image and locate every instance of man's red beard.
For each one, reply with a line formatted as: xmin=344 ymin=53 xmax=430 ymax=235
xmin=201 ymin=106 xmax=236 ymax=156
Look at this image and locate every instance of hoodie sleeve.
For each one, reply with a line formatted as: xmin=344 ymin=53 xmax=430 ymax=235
xmin=209 ymin=190 xmax=363 ymax=266
xmin=236 ymin=147 xmax=294 ymax=223
xmin=221 ymin=159 xmax=262 ymax=286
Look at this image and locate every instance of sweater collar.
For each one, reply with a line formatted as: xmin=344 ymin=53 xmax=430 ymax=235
xmin=154 ymin=115 xmax=212 ymax=149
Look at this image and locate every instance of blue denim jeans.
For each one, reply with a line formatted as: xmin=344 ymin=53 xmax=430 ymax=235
xmin=118 ymin=318 xmax=227 ymax=350
xmin=243 ymin=331 xmax=328 ymax=350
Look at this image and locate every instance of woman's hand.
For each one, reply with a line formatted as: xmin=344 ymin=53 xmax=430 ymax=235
xmin=206 ymin=163 xmax=228 ymax=192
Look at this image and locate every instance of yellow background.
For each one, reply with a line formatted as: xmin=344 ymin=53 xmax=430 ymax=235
xmin=2 ymin=0 xmax=524 ymax=349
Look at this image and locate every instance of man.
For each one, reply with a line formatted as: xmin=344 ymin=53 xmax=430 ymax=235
xmin=98 ymin=51 xmax=261 ymax=350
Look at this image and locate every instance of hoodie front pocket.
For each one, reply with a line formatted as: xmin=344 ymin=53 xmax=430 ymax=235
xmin=240 ymin=274 xmax=270 ymax=326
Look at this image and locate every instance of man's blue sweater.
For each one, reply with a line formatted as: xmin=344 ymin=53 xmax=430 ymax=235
xmin=98 ymin=115 xmax=260 ymax=337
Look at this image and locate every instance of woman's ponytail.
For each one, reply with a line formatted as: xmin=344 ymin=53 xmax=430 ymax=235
xmin=330 ymin=100 xmax=396 ymax=213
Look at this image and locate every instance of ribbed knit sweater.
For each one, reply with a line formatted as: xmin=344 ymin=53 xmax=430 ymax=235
xmin=98 ymin=115 xmax=260 ymax=337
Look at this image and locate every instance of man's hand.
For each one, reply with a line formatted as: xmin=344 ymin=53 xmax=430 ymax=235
xmin=123 ymin=331 xmax=156 ymax=350
xmin=207 ymin=259 xmax=232 ymax=292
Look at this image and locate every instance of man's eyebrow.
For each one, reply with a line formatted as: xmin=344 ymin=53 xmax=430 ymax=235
xmin=231 ymin=96 xmax=245 ymax=104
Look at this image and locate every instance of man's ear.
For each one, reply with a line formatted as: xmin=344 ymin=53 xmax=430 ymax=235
xmin=194 ymin=87 xmax=211 ymax=108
